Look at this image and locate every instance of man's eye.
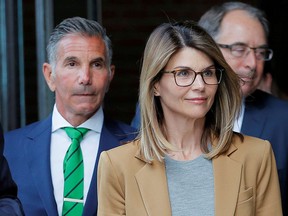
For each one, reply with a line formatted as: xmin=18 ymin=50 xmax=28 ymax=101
xmin=65 ymin=61 xmax=77 ymax=67
xmin=232 ymin=45 xmax=246 ymax=53
xmin=256 ymin=49 xmax=266 ymax=55
xmin=234 ymin=48 xmax=245 ymax=52
xmin=93 ymin=62 xmax=103 ymax=69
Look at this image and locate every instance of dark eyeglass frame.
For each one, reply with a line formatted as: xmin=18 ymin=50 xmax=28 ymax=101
xmin=162 ymin=66 xmax=223 ymax=87
xmin=218 ymin=43 xmax=273 ymax=61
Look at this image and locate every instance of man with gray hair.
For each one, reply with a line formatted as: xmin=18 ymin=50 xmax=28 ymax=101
xmin=199 ymin=2 xmax=288 ymax=214
xmin=4 ymin=17 xmax=136 ymax=216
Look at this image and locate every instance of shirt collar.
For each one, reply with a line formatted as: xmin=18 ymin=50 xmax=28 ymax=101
xmin=52 ymin=104 xmax=104 ymax=133
xmin=233 ymin=98 xmax=245 ymax=132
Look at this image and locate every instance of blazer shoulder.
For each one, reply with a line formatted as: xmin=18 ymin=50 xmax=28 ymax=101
xmin=100 ymin=139 xmax=143 ymax=170
xmin=105 ymin=139 xmax=140 ymax=159
xmin=233 ymin=134 xmax=271 ymax=150
xmin=230 ymin=134 xmax=273 ymax=162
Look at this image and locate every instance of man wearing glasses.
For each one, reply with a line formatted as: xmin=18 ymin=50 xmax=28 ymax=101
xmin=198 ymin=2 xmax=288 ymax=214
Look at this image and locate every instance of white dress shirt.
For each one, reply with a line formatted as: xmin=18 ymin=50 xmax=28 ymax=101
xmin=50 ymin=105 xmax=103 ymax=215
xmin=233 ymin=98 xmax=245 ymax=133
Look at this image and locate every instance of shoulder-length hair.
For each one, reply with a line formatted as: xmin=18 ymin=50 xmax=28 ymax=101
xmin=138 ymin=20 xmax=242 ymax=162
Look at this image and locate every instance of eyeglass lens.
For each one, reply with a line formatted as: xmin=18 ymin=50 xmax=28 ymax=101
xmin=174 ymin=68 xmax=222 ymax=86
xmin=230 ymin=44 xmax=272 ymax=61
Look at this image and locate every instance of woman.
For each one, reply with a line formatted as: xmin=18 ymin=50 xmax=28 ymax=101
xmin=97 ymin=21 xmax=282 ymax=215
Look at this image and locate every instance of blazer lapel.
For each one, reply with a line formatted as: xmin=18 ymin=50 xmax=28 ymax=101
xmin=84 ymin=117 xmax=135 ymax=216
xmin=83 ymin=121 xmax=119 ymax=215
xmin=25 ymin=116 xmax=58 ymax=215
xmin=135 ymin=158 xmax=172 ymax=216
xmin=134 ymin=140 xmax=242 ymax=216
xmin=213 ymin=144 xmax=242 ymax=216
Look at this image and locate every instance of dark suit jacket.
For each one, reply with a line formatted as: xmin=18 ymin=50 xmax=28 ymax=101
xmin=4 ymin=115 xmax=137 ymax=216
xmin=242 ymin=90 xmax=288 ymax=215
xmin=0 ymin=124 xmax=24 ymax=215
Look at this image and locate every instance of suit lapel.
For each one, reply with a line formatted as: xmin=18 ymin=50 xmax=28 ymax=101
xmin=242 ymin=106 xmax=265 ymax=136
xmin=213 ymin=144 xmax=242 ymax=216
xmin=241 ymin=90 xmax=267 ymax=137
xmin=135 ymin=159 xmax=172 ymax=216
xmin=25 ymin=116 xmax=58 ymax=215
xmin=84 ymin=117 xmax=135 ymax=216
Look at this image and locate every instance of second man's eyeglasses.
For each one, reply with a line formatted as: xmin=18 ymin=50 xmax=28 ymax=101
xmin=218 ymin=43 xmax=273 ymax=61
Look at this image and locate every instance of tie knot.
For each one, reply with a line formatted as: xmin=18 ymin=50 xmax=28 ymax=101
xmin=63 ymin=127 xmax=89 ymax=142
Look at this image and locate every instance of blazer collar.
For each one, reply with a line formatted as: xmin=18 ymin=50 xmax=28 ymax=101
xmin=85 ymin=116 xmax=137 ymax=216
xmin=134 ymin=156 xmax=172 ymax=216
xmin=212 ymin=142 xmax=242 ymax=216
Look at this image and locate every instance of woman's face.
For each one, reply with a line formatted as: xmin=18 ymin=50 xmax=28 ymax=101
xmin=154 ymin=47 xmax=219 ymax=122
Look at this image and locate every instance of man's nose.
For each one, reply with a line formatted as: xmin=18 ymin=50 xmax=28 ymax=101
xmin=79 ymin=66 xmax=91 ymax=85
xmin=244 ymin=49 xmax=257 ymax=68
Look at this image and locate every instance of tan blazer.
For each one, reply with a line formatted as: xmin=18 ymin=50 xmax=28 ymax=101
xmin=97 ymin=134 xmax=282 ymax=216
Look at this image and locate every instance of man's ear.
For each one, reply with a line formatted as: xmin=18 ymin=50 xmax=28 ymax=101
xmin=109 ymin=64 xmax=115 ymax=82
xmin=43 ymin=63 xmax=56 ymax=92
xmin=105 ymin=65 xmax=115 ymax=93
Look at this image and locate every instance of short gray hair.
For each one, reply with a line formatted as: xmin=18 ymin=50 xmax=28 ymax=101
xmin=198 ymin=2 xmax=269 ymax=41
xmin=47 ymin=17 xmax=112 ymax=68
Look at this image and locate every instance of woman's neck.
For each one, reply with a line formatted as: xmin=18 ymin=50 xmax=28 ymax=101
xmin=164 ymin=117 xmax=206 ymax=161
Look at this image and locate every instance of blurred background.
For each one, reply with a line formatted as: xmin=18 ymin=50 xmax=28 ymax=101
xmin=1 ymin=0 xmax=287 ymax=131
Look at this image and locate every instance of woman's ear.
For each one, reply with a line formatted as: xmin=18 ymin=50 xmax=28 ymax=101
xmin=153 ymin=83 xmax=160 ymax=96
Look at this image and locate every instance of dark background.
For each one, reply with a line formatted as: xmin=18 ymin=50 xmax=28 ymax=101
xmin=3 ymin=0 xmax=288 ymax=129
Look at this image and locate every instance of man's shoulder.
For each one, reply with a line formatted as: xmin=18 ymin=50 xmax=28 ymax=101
xmin=103 ymin=116 xmax=138 ymax=141
xmin=102 ymin=139 xmax=141 ymax=168
xmin=256 ymin=89 xmax=288 ymax=103
xmin=248 ymin=90 xmax=288 ymax=112
xmin=103 ymin=116 xmax=137 ymax=133
xmin=5 ymin=116 xmax=51 ymax=138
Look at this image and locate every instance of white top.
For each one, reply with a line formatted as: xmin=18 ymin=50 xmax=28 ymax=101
xmin=50 ymin=105 xmax=103 ymax=215
xmin=233 ymin=99 xmax=245 ymax=133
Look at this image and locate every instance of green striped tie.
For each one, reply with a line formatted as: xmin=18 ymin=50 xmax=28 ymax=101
xmin=62 ymin=127 xmax=89 ymax=216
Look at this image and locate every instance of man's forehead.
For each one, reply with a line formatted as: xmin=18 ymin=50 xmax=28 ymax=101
xmin=217 ymin=10 xmax=267 ymax=44
xmin=59 ymin=34 xmax=104 ymax=47
xmin=57 ymin=35 xmax=106 ymax=57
